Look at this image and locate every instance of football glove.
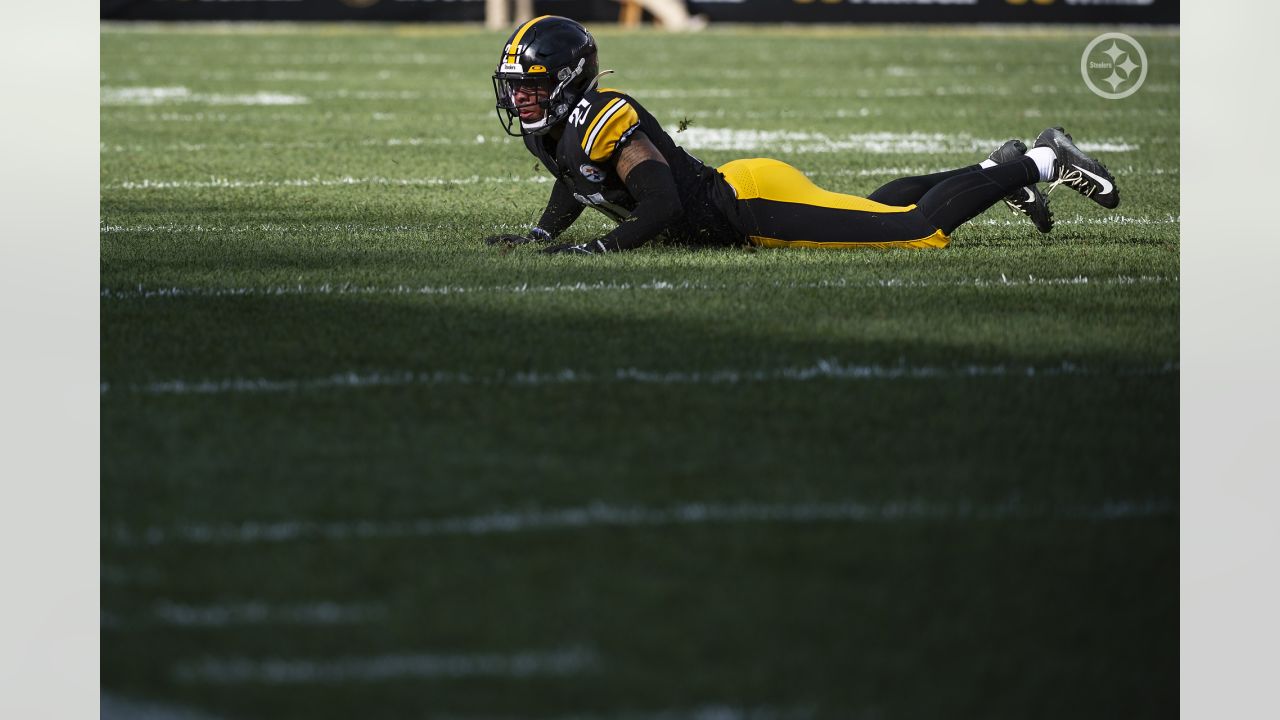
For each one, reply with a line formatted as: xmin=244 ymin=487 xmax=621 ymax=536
xmin=483 ymin=227 xmax=552 ymax=246
xmin=541 ymin=239 xmax=609 ymax=255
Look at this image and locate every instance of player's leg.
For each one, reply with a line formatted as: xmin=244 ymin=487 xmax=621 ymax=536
xmin=717 ymin=158 xmax=950 ymax=249
xmin=986 ymin=139 xmax=1053 ymax=233
xmin=865 ymin=166 xmax=978 ymax=206
xmin=912 ymin=159 xmax=1042 ymax=235
xmin=715 ymin=132 xmax=1114 ymax=249
xmin=867 ymin=140 xmax=1052 ymax=233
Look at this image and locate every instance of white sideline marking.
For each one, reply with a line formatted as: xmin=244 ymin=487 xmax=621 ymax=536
xmin=1077 ymin=142 xmax=1144 ymax=153
xmin=101 ymin=86 xmax=189 ymax=104
xmin=975 ymin=214 xmax=1181 ymax=227
xmin=102 ymin=563 xmax=162 ymax=586
xmin=173 ymin=646 xmax=599 ymax=684
xmin=99 ymin=222 xmax=432 ymax=234
xmin=97 ymin=219 xmax=1179 ymax=235
xmin=810 ymin=166 xmax=1178 ymax=179
xmin=108 ymin=499 xmax=1175 ymax=548
xmin=100 ymin=359 xmax=1179 ymax=398
xmin=99 ymin=275 xmax=1177 ymax=300
xmin=677 ymin=128 xmax=1139 ymax=154
xmin=807 ymin=166 xmax=932 ymax=177
xmin=104 ymin=174 xmax=551 ymax=190
xmin=313 ymin=89 xmax=423 ymax=100
xmin=256 ymin=70 xmax=331 ymax=82
xmin=152 ymin=601 xmax=383 ymax=627
xmin=627 ymin=87 xmax=742 ymax=99
xmin=103 ymin=137 xmax=496 ymax=153
xmin=102 ymin=162 xmax=1169 ymax=188
xmin=101 ymin=693 xmax=226 ymax=720
xmin=101 ymin=86 xmax=309 ymax=106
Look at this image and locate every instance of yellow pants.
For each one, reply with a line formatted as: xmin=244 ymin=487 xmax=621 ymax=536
xmin=717 ymin=158 xmax=951 ymax=249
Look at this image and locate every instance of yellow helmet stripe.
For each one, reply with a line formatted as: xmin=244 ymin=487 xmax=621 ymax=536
xmin=506 ymin=15 xmax=553 ymax=64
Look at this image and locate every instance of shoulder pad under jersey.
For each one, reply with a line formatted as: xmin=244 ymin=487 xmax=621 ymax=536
xmin=575 ymin=88 xmax=642 ymax=164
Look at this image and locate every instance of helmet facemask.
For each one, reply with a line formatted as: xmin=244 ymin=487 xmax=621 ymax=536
xmin=493 ymin=75 xmax=555 ymax=134
xmin=493 ymin=57 xmax=588 ymax=137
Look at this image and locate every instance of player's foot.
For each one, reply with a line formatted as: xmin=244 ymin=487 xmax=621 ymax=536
xmin=1034 ymin=127 xmax=1120 ymax=209
xmin=988 ymin=139 xmax=1053 ymax=234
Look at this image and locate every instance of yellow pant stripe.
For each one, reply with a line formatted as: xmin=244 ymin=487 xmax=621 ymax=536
xmin=748 ymin=231 xmax=950 ymax=250
xmin=506 ymin=15 xmax=552 ymax=64
xmin=719 ymin=158 xmax=912 ymax=214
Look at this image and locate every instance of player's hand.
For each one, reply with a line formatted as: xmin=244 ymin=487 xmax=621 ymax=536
xmin=541 ymin=239 xmax=609 ymax=255
xmin=483 ymin=233 xmax=538 ymax=246
xmin=484 ymin=226 xmax=553 ymax=247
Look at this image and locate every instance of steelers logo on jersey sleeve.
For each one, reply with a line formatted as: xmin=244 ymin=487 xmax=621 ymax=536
xmin=579 ymin=164 xmax=606 ymax=183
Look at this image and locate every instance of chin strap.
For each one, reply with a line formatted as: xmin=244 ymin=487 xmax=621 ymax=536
xmin=520 ymin=115 xmax=551 ymax=133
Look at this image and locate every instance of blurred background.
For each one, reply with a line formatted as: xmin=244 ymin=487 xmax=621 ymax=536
xmin=101 ymin=0 xmax=1179 ymax=28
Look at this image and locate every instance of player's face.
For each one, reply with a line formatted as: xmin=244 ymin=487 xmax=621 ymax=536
xmin=510 ymin=81 xmax=550 ymax=122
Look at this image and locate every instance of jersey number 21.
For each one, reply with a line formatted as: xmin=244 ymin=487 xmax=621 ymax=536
xmin=568 ymin=99 xmax=592 ymax=128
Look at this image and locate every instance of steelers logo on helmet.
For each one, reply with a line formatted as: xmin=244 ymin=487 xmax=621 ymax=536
xmin=491 ymin=16 xmax=600 ymax=137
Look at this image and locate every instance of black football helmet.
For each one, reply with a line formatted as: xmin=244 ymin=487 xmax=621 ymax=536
xmin=492 ymin=15 xmax=599 ymax=136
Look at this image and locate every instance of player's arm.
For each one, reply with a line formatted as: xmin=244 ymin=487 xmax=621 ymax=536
xmin=484 ymin=179 xmax=584 ymax=246
xmin=534 ymin=179 xmax=586 ymax=239
xmin=543 ymin=132 xmax=682 ymax=254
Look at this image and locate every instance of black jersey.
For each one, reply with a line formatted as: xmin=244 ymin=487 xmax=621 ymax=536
xmin=521 ymin=86 xmax=742 ymax=247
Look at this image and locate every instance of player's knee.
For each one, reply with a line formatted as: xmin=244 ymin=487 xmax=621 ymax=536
xmin=868 ymin=178 xmax=928 ymax=206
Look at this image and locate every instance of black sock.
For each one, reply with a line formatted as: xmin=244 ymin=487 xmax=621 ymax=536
xmin=916 ymin=157 xmax=1040 ymax=235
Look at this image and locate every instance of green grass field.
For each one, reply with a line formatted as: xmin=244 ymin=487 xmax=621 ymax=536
xmin=100 ymin=22 xmax=1179 ymax=719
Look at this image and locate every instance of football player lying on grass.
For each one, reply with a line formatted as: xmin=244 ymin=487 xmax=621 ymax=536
xmin=483 ymin=16 xmax=1118 ymax=254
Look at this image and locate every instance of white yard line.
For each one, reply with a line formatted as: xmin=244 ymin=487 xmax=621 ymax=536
xmin=100 ymin=129 xmax=1141 ymax=156
xmin=101 ymin=594 xmax=383 ymax=629
xmin=102 ymin=153 xmax=1171 ymax=187
xmin=803 ymin=166 xmax=1172 ymax=179
xmin=973 ymin=214 xmax=1181 ymax=227
xmin=173 ymin=646 xmax=599 ymax=684
xmin=102 ymin=563 xmax=163 ymax=586
xmin=151 ymin=601 xmax=383 ymax=627
xmin=101 ymin=694 xmax=226 ymax=720
xmin=101 ymin=136 xmax=520 ymax=152
xmin=99 ymin=274 xmax=1178 ymax=300
xmin=101 ymin=86 xmax=309 ymax=106
xmin=104 ymin=691 xmax=804 ymax=720
xmin=103 ymin=174 xmax=552 ymax=190
xmin=675 ymin=128 xmax=1140 ymax=154
xmin=99 ymin=359 xmax=1179 ymax=398
xmin=102 ymin=171 xmax=1171 ymax=190
xmin=98 ymin=218 xmax=1178 ymax=233
xmin=108 ymin=499 xmax=1175 ymax=548
xmin=99 ymin=222 xmax=433 ymax=234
